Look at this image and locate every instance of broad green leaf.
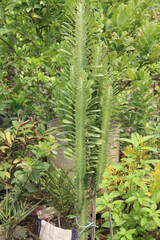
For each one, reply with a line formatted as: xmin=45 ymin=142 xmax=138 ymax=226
xmin=110 ymin=191 xmax=122 ymax=199
xmin=120 ymin=138 xmax=133 ymax=144
xmin=13 ymin=159 xmax=20 ymax=164
xmin=141 ymin=147 xmax=158 ymax=153
xmin=139 ymin=135 xmax=154 ymax=144
xmin=5 ymin=132 xmax=12 ymax=146
xmin=12 ymin=121 xmax=18 ymax=130
xmin=152 ymin=189 xmax=160 ymax=203
xmin=112 ymin=200 xmax=124 ymax=206
xmin=125 ymin=234 xmax=133 ymax=240
xmin=141 ymin=217 xmax=147 ymax=226
xmin=112 ymin=212 xmax=119 ymax=224
xmin=0 ymin=132 xmax=5 ymax=140
xmin=104 ymin=192 xmax=110 ymax=202
xmin=0 ymin=146 xmax=9 ymax=153
xmin=133 ymin=180 xmax=148 ymax=192
xmin=25 ymin=183 xmax=37 ymax=192
xmin=103 ymin=220 xmax=116 ymax=228
xmin=125 ymin=196 xmax=137 ymax=203
xmin=153 ymin=216 xmax=160 ymax=227
xmin=0 ymin=171 xmax=5 ymax=179
xmin=101 ymin=211 xmax=109 ymax=219
xmin=127 ymin=68 xmax=136 ymax=80
xmin=4 ymin=171 xmax=10 ymax=178
xmin=96 ymin=205 xmax=105 ymax=213
xmin=146 ymin=160 xmax=160 ymax=164
xmin=121 ymin=237 xmax=127 ymax=240
xmin=133 ymin=201 xmax=139 ymax=211
xmin=14 ymin=170 xmax=26 ymax=182
xmin=0 ymin=94 xmax=5 ymax=102
xmin=35 ymin=162 xmax=49 ymax=171
xmin=109 ymin=162 xmax=126 ymax=171
xmin=102 ymin=221 xmax=110 ymax=228
xmin=31 ymin=13 xmax=42 ymax=19
xmin=0 ymin=28 xmax=10 ymax=36
xmin=119 ymin=228 xmax=126 ymax=234
xmin=131 ymin=133 xmax=139 ymax=147
xmin=31 ymin=169 xmax=40 ymax=183
xmin=26 ymin=7 xmax=32 ymax=12
xmin=17 ymin=137 xmax=26 ymax=144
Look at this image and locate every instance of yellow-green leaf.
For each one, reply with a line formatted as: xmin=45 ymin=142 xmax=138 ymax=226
xmin=6 ymin=132 xmax=12 ymax=146
xmin=31 ymin=13 xmax=42 ymax=19
xmin=17 ymin=137 xmax=26 ymax=144
xmin=0 ymin=146 xmax=9 ymax=153
xmin=4 ymin=171 xmax=10 ymax=178
xmin=0 ymin=131 xmax=5 ymax=140
xmin=13 ymin=159 xmax=21 ymax=164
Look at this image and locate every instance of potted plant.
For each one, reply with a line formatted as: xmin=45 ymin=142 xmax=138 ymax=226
xmin=54 ymin=0 xmax=113 ymax=239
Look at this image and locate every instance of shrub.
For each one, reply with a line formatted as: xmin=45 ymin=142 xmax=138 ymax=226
xmin=96 ymin=133 xmax=160 ymax=240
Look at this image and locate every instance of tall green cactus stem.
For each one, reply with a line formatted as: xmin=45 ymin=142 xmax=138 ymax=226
xmin=75 ymin=1 xmax=87 ymax=73
xmin=74 ymin=2 xmax=88 ymax=238
xmin=78 ymin=199 xmax=89 ymax=240
xmin=92 ymin=43 xmax=102 ymax=80
xmin=56 ymin=1 xmax=113 ymax=239
xmin=75 ymin=73 xmax=86 ymax=211
xmin=97 ymin=80 xmax=112 ymax=187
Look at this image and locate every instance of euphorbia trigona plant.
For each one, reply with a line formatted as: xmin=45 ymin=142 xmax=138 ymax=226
xmin=55 ymin=1 xmax=113 ymax=239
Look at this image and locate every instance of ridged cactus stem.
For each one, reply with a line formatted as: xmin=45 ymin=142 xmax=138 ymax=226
xmin=75 ymin=2 xmax=87 ymax=74
xmin=97 ymin=80 xmax=112 ymax=187
xmin=78 ymin=199 xmax=89 ymax=240
xmin=75 ymin=73 xmax=86 ymax=212
xmin=58 ymin=1 xmax=113 ymax=239
xmin=74 ymin=2 xmax=91 ymax=239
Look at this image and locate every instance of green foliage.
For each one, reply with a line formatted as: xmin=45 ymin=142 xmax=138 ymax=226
xmin=100 ymin=0 xmax=160 ymax=142
xmin=0 ymin=0 xmax=64 ymax=68
xmin=96 ymin=134 xmax=160 ymax=240
xmin=150 ymin=162 xmax=160 ymax=204
xmin=0 ymin=0 xmax=159 ymax=239
xmin=41 ymin=165 xmax=76 ymax=218
xmin=0 ymin=68 xmax=56 ymax=123
xmin=0 ymin=116 xmax=58 ymax=198
xmin=0 ymin=190 xmax=38 ymax=239
xmin=135 ymin=21 xmax=160 ymax=63
xmin=0 ymin=0 xmax=66 ymax=123
xmin=119 ymin=68 xmax=159 ymax=139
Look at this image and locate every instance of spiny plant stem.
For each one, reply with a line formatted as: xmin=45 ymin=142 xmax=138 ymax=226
xmin=57 ymin=1 xmax=113 ymax=239
xmin=78 ymin=199 xmax=89 ymax=240
xmin=75 ymin=74 xmax=86 ymax=211
xmin=97 ymin=80 xmax=112 ymax=187
xmin=91 ymin=193 xmax=97 ymax=240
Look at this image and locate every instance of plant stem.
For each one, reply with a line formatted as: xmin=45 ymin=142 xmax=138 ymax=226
xmin=78 ymin=199 xmax=89 ymax=240
xmin=75 ymin=73 xmax=86 ymax=212
xmin=0 ymin=37 xmax=17 ymax=54
xmin=97 ymin=80 xmax=112 ymax=187
xmin=91 ymin=193 xmax=97 ymax=240
xmin=74 ymin=0 xmax=87 ymax=218
xmin=109 ymin=208 xmax=114 ymax=240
